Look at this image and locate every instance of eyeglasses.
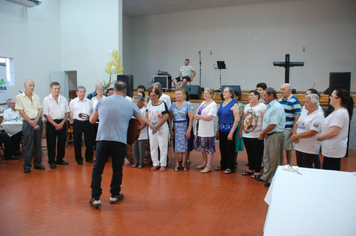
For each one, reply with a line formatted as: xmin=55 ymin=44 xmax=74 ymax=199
xmin=330 ymin=94 xmax=339 ymax=98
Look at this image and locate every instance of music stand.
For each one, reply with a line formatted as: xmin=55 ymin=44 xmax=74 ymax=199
xmin=214 ymin=61 xmax=226 ymax=91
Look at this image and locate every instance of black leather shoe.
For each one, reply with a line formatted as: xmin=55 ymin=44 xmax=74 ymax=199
xmin=255 ymin=177 xmax=265 ymax=182
xmin=34 ymin=165 xmax=45 ymax=170
xmin=24 ymin=167 xmax=31 ymax=174
xmin=56 ymin=160 xmax=69 ymax=165
xmin=4 ymin=155 xmax=19 ymax=160
xmin=86 ymin=160 xmax=94 ymax=163
xmin=264 ymin=182 xmax=271 ymax=187
xmin=77 ymin=162 xmax=83 ymax=165
xmin=50 ymin=163 xmax=56 ymax=169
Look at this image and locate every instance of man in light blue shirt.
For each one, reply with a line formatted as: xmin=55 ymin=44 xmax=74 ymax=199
xmin=255 ymin=87 xmax=285 ymax=187
xmin=89 ymin=81 xmax=154 ymax=208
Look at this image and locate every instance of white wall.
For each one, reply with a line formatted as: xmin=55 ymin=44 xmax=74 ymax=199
xmin=123 ymin=15 xmax=131 ymax=77
xmin=128 ymin=0 xmax=356 ymax=91
xmin=60 ymin=0 xmax=122 ymax=93
xmin=0 ymin=0 xmax=61 ymax=100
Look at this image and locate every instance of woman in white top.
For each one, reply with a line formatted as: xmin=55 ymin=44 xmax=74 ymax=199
xmin=146 ymin=87 xmax=169 ymax=171
xmin=193 ymin=88 xmax=218 ymax=173
xmin=316 ymin=89 xmax=354 ymax=171
xmin=132 ymin=96 xmax=148 ymax=169
xmin=238 ymin=90 xmax=266 ymax=178
xmin=91 ymin=84 xmax=106 ymax=151
xmin=292 ymin=94 xmax=324 ymax=168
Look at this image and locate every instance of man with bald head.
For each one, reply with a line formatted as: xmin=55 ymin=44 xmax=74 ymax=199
xmin=15 ymin=80 xmax=44 ymax=173
xmin=278 ymin=83 xmax=301 ymax=165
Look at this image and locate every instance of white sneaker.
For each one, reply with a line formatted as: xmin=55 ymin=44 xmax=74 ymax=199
xmin=124 ymin=158 xmax=130 ymax=165
xmin=89 ymin=198 xmax=101 ymax=208
xmin=110 ymin=194 xmax=124 ymax=204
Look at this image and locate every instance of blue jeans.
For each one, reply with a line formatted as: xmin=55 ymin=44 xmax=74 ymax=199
xmin=91 ymin=141 xmax=126 ymax=199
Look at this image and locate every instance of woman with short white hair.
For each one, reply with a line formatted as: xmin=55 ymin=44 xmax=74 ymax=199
xmin=292 ymin=94 xmax=324 ymax=168
xmin=194 ymin=87 xmax=217 ymax=173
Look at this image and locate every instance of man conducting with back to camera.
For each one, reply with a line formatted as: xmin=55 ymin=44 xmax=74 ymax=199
xmin=89 ymin=81 xmax=155 ymax=208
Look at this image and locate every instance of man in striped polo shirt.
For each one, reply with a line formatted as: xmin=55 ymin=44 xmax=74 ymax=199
xmin=279 ymin=83 xmax=301 ymax=165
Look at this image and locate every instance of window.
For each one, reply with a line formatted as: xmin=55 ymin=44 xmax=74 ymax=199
xmin=0 ymin=57 xmax=15 ymax=86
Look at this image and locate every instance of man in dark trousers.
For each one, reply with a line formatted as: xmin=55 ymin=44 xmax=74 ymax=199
xmin=15 ymin=80 xmax=44 ymax=173
xmin=43 ymin=82 xmax=70 ymax=169
xmin=89 ymin=81 xmax=154 ymax=208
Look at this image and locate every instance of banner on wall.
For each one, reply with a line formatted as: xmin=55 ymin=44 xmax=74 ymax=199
xmin=0 ymin=62 xmax=9 ymax=111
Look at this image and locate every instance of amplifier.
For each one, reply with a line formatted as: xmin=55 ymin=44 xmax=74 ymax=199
xmin=153 ymin=75 xmax=172 ymax=92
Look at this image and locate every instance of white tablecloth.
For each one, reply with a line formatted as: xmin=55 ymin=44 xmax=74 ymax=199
xmin=1 ymin=121 xmax=23 ymax=137
xmin=264 ymin=166 xmax=356 ymax=236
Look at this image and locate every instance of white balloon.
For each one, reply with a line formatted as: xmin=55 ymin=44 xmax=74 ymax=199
xmin=111 ymin=65 xmax=117 ymax=74
xmin=108 ymin=50 xmax=113 ymax=57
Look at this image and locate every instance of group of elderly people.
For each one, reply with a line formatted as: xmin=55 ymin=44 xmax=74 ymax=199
xmin=139 ymin=82 xmax=354 ymax=182
xmin=9 ymin=79 xmax=353 ymax=182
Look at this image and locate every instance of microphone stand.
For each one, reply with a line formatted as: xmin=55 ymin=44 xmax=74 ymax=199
xmin=199 ymin=51 xmax=202 ymax=87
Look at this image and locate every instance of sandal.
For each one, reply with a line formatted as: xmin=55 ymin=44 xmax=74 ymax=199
xmin=159 ymin=166 xmax=166 ymax=172
xmin=196 ymin=164 xmax=206 ymax=169
xmin=242 ymin=171 xmax=254 ymax=176
xmin=138 ymin=164 xmax=144 ymax=169
xmin=186 ymin=160 xmax=191 ymax=164
xmin=224 ymin=168 xmax=232 ymax=174
xmin=132 ymin=164 xmax=138 ymax=168
xmin=200 ymin=167 xmax=212 ymax=173
xmin=174 ymin=166 xmax=180 ymax=172
xmin=251 ymin=172 xmax=261 ymax=178
xmin=151 ymin=166 xmax=159 ymax=171
xmin=215 ymin=165 xmax=222 ymax=171
xmin=182 ymin=166 xmax=188 ymax=171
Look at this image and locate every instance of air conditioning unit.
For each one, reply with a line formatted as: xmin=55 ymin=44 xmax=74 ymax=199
xmin=5 ymin=0 xmax=42 ymax=8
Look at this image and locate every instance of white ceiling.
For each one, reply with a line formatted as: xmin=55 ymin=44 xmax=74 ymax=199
xmin=123 ymin=0 xmax=297 ymax=17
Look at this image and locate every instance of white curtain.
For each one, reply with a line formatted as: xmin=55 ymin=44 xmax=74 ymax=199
xmin=50 ymin=71 xmax=69 ymax=100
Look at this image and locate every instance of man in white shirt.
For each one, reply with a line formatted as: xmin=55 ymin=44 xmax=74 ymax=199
xmin=69 ymin=86 xmax=94 ymax=165
xmin=4 ymin=99 xmax=21 ymax=121
xmin=3 ymin=99 xmax=22 ymax=155
xmin=2 ymin=98 xmax=12 ymax=111
xmin=173 ymin=59 xmax=196 ymax=88
xmin=43 ymin=82 xmax=70 ymax=169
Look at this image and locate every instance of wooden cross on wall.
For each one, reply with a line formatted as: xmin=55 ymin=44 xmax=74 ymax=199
xmin=273 ymin=54 xmax=304 ymax=83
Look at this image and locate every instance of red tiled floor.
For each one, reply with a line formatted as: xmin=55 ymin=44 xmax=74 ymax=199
xmin=0 ymin=143 xmax=355 ymax=236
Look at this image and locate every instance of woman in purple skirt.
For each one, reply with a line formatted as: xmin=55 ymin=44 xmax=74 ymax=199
xmin=194 ymin=88 xmax=218 ymax=173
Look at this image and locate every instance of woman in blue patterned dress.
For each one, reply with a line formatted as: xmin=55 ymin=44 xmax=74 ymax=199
xmin=216 ymin=87 xmax=241 ymax=174
xmin=169 ymin=88 xmax=194 ymax=171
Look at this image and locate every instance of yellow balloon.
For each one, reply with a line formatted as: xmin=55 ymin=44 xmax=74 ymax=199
xmin=118 ymin=66 xmax=124 ymax=73
xmin=114 ymin=62 xmax=120 ymax=68
xmin=108 ymin=60 xmax=115 ymax=66
xmin=112 ymin=50 xmax=118 ymax=57
xmin=105 ymin=66 xmax=111 ymax=74
xmin=115 ymin=56 xmax=121 ymax=63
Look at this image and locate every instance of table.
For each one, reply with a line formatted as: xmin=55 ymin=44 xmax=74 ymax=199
xmin=1 ymin=121 xmax=23 ymax=137
xmin=264 ymin=166 xmax=356 ymax=236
